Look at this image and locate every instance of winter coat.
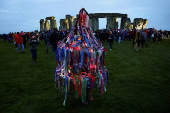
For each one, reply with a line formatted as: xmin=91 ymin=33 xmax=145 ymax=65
xmin=16 ymin=34 xmax=23 ymax=44
xmin=122 ymin=31 xmax=126 ymax=40
xmin=13 ymin=34 xmax=16 ymax=42
xmin=135 ymin=32 xmax=142 ymax=41
xmin=22 ymin=34 xmax=26 ymax=44
xmin=142 ymin=31 xmax=147 ymax=41
xmin=50 ymin=32 xmax=60 ymax=45
xmin=108 ymin=34 xmax=114 ymax=42
xmin=28 ymin=37 xmax=40 ymax=50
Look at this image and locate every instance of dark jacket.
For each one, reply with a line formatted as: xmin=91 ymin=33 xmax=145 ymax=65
xmin=108 ymin=34 xmax=114 ymax=42
xmin=50 ymin=32 xmax=60 ymax=45
xmin=22 ymin=34 xmax=26 ymax=44
xmin=28 ymin=37 xmax=40 ymax=50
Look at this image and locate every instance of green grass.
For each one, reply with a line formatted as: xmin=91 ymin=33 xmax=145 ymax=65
xmin=0 ymin=39 xmax=170 ymax=113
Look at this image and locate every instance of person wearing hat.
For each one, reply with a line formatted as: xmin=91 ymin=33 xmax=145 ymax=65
xmin=28 ymin=32 xmax=40 ymax=65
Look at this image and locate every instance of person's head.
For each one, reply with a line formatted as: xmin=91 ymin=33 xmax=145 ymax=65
xmin=53 ymin=28 xmax=57 ymax=32
xmin=31 ymin=33 xmax=36 ymax=38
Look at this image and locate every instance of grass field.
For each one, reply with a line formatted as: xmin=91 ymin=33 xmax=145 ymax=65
xmin=0 ymin=39 xmax=170 ymax=113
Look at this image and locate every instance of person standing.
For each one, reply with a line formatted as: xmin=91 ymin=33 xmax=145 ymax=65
xmin=134 ymin=29 xmax=142 ymax=52
xmin=13 ymin=32 xmax=16 ymax=42
xmin=2 ymin=33 xmax=7 ymax=42
xmin=118 ymin=30 xmax=122 ymax=43
xmin=22 ymin=32 xmax=27 ymax=48
xmin=158 ymin=31 xmax=162 ymax=43
xmin=153 ymin=28 xmax=157 ymax=42
xmin=9 ymin=32 xmax=13 ymax=43
xmin=46 ymin=30 xmax=51 ymax=53
xmin=50 ymin=28 xmax=60 ymax=55
xmin=141 ymin=30 xmax=148 ymax=48
xmin=16 ymin=32 xmax=24 ymax=53
xmin=108 ymin=31 xmax=114 ymax=50
xmin=28 ymin=33 xmax=40 ymax=65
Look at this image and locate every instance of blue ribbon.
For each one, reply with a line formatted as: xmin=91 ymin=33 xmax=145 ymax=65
xmin=106 ymin=72 xmax=108 ymax=84
xmin=86 ymin=48 xmax=90 ymax=61
xmin=59 ymin=49 xmax=62 ymax=61
xmin=59 ymin=47 xmax=65 ymax=61
xmin=67 ymin=48 xmax=70 ymax=65
xmin=65 ymin=76 xmax=68 ymax=86
xmin=56 ymin=47 xmax=59 ymax=62
xmin=80 ymin=50 xmax=84 ymax=68
xmin=75 ymin=65 xmax=77 ymax=72
xmin=72 ymin=42 xmax=79 ymax=47
xmin=79 ymin=30 xmax=81 ymax=34
xmin=83 ymin=33 xmax=90 ymax=47
xmin=70 ymin=35 xmax=79 ymax=43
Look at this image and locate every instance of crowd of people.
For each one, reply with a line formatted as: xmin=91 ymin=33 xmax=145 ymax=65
xmin=0 ymin=27 xmax=169 ymax=64
xmin=0 ymin=28 xmax=63 ymax=65
xmin=93 ymin=28 xmax=169 ymax=51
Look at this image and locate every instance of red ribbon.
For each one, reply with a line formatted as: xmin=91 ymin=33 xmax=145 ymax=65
xmin=70 ymin=76 xmax=77 ymax=91
xmin=78 ymin=78 xmax=82 ymax=97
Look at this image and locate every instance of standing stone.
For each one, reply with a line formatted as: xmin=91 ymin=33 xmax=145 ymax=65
xmin=44 ymin=20 xmax=50 ymax=31
xmin=89 ymin=17 xmax=93 ymax=30
xmin=143 ymin=19 xmax=148 ymax=29
xmin=54 ymin=20 xmax=58 ymax=30
xmin=121 ymin=17 xmax=131 ymax=30
xmin=60 ymin=19 xmax=69 ymax=31
xmin=50 ymin=19 xmax=55 ymax=30
xmin=133 ymin=18 xmax=143 ymax=30
xmin=70 ymin=16 xmax=76 ymax=29
xmin=66 ymin=15 xmax=76 ymax=30
xmin=45 ymin=16 xmax=58 ymax=31
xmin=73 ymin=18 xmax=77 ymax=26
xmin=66 ymin=15 xmax=71 ymax=30
xmin=40 ymin=19 xmax=44 ymax=31
xmin=106 ymin=17 xmax=118 ymax=30
xmin=131 ymin=23 xmax=133 ymax=30
xmin=89 ymin=17 xmax=98 ymax=31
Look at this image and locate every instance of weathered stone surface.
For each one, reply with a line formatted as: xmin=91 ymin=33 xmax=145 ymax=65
xmin=89 ymin=17 xmax=99 ymax=31
xmin=121 ymin=17 xmax=131 ymax=30
xmin=143 ymin=19 xmax=148 ymax=29
xmin=40 ymin=19 xmax=44 ymax=31
xmin=88 ymin=13 xmax=127 ymax=18
xmin=133 ymin=18 xmax=143 ymax=30
xmin=44 ymin=20 xmax=50 ymax=31
xmin=59 ymin=19 xmax=69 ymax=30
xmin=131 ymin=23 xmax=133 ymax=30
xmin=106 ymin=17 xmax=118 ymax=30
xmin=66 ymin=15 xmax=76 ymax=30
xmin=46 ymin=16 xmax=55 ymax=20
xmin=88 ymin=13 xmax=128 ymax=31
xmin=41 ymin=13 xmax=148 ymax=31
xmin=73 ymin=18 xmax=77 ymax=26
xmin=54 ymin=20 xmax=58 ymax=30
xmin=45 ymin=16 xmax=58 ymax=30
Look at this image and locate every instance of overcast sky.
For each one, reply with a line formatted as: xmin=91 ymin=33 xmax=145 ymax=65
xmin=0 ymin=0 xmax=170 ymax=33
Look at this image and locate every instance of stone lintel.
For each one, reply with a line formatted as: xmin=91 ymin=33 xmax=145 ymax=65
xmin=88 ymin=13 xmax=127 ymax=18
xmin=46 ymin=16 xmax=55 ymax=20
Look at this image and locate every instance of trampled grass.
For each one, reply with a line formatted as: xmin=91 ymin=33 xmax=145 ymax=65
xmin=0 ymin=39 xmax=170 ymax=113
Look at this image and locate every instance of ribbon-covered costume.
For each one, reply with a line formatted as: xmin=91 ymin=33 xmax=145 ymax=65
xmin=55 ymin=8 xmax=108 ymax=105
